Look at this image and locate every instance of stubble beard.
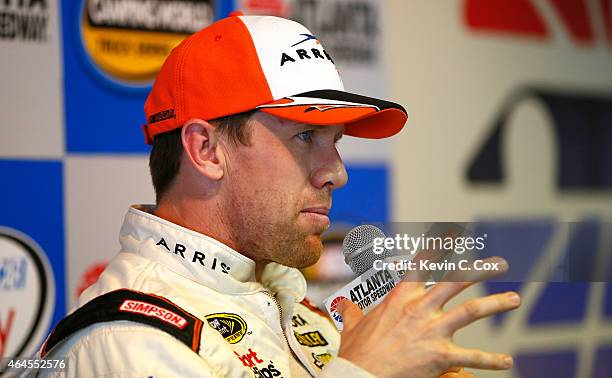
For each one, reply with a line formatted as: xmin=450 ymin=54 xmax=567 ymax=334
xmin=223 ymin=187 xmax=323 ymax=269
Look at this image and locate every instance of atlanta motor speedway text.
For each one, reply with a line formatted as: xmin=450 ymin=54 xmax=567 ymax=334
xmin=374 ymin=258 xmax=501 ymax=272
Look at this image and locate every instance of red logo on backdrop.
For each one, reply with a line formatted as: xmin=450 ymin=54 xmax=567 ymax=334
xmin=0 ymin=309 xmax=15 ymax=359
xmin=464 ymin=0 xmax=612 ymax=46
xmin=241 ymin=0 xmax=290 ymax=17
xmin=118 ymin=300 xmax=188 ymax=329
xmin=76 ymin=262 xmax=107 ymax=298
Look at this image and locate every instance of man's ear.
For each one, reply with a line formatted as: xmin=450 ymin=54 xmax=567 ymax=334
xmin=181 ymin=119 xmax=225 ymax=181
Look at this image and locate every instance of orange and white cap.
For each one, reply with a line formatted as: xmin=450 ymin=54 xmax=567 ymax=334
xmin=143 ymin=14 xmax=408 ymax=144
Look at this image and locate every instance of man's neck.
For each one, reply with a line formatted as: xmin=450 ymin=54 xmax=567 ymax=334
xmin=156 ymin=198 xmax=232 ymax=248
xmin=154 ymin=197 xmax=265 ymax=267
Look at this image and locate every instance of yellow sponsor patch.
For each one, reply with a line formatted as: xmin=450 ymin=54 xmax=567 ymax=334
xmin=205 ymin=313 xmax=248 ymax=344
xmin=294 ymin=330 xmax=328 ymax=347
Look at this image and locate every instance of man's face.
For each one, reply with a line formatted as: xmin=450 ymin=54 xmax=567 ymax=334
xmin=222 ymin=112 xmax=347 ymax=268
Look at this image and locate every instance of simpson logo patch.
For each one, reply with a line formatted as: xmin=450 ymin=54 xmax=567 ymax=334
xmin=205 ymin=313 xmax=247 ymax=344
xmin=294 ymin=330 xmax=328 ymax=347
xmin=41 ymin=289 xmax=203 ymax=356
xmin=119 ymin=300 xmax=188 ymax=329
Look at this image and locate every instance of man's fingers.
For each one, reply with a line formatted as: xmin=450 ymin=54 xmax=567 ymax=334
xmin=397 ymin=250 xmax=439 ymax=288
xmin=439 ymin=373 xmax=463 ymax=378
xmin=450 ymin=347 xmax=513 ymax=370
xmin=422 ymin=257 xmax=508 ymax=310
xmin=440 ymin=366 xmax=462 ymax=374
xmin=397 ymin=228 xmax=463 ymax=289
xmin=397 ymin=241 xmax=455 ymax=292
xmin=337 ymin=299 xmax=362 ymax=332
xmin=435 ymin=292 xmax=521 ymax=334
xmin=439 ymin=366 xmax=462 ymax=377
xmin=440 ymin=369 xmax=476 ymax=378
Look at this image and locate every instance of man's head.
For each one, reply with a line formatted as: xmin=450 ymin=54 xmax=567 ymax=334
xmin=145 ymin=15 xmax=407 ymax=268
xmin=220 ymin=114 xmax=346 ymax=268
xmin=149 ymin=111 xmax=345 ymax=268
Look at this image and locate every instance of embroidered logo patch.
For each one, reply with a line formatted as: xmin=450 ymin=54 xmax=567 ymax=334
xmin=205 ymin=313 xmax=247 ymax=344
xmin=119 ymin=300 xmax=188 ymax=329
xmin=294 ymin=330 xmax=328 ymax=347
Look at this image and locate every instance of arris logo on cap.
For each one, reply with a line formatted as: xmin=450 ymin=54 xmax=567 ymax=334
xmin=280 ymin=33 xmax=334 ymax=67
xmin=291 ymin=33 xmax=318 ymax=47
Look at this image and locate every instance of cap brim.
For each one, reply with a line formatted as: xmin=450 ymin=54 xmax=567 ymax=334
xmin=256 ymin=90 xmax=408 ymax=139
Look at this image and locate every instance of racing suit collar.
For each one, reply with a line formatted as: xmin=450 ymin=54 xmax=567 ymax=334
xmin=120 ymin=205 xmax=307 ymax=301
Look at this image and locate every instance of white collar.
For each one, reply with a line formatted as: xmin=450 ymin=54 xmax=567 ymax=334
xmin=119 ymin=205 xmax=306 ymax=301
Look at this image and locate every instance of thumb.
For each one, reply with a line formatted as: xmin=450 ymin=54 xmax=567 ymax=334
xmin=337 ymin=299 xmax=362 ymax=332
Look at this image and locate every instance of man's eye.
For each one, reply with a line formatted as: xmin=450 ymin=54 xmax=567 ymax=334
xmin=297 ymin=130 xmax=314 ymax=142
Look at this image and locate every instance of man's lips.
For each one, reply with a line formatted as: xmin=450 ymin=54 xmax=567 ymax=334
xmin=300 ymin=206 xmax=331 ymax=232
xmin=300 ymin=207 xmax=330 ymax=215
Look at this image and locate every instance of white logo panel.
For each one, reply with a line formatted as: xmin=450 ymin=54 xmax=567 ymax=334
xmin=239 ymin=15 xmax=344 ymax=100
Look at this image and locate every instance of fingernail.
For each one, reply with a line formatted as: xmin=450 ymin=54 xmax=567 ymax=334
xmin=496 ymin=257 xmax=509 ymax=270
xmin=507 ymin=292 xmax=520 ymax=305
xmin=504 ymin=356 xmax=513 ymax=368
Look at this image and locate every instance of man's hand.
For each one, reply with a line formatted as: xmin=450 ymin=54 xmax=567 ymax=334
xmin=440 ymin=367 xmax=477 ymax=378
xmin=440 ymin=368 xmax=476 ymax=378
xmin=337 ymin=256 xmax=519 ymax=378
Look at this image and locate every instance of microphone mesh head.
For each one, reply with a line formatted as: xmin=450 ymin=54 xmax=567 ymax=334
xmin=342 ymin=225 xmax=387 ymax=275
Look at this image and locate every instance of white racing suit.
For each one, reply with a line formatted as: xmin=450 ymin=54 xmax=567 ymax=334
xmin=35 ymin=206 xmax=373 ymax=378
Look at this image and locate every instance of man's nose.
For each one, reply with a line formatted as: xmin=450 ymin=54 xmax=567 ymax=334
xmin=310 ymin=148 xmax=348 ymax=190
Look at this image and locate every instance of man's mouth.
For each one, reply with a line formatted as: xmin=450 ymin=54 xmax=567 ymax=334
xmin=300 ymin=207 xmax=331 ymax=230
xmin=300 ymin=207 xmax=330 ymax=216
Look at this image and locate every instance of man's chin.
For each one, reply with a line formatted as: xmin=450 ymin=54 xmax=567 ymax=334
xmin=285 ymin=235 xmax=323 ymax=269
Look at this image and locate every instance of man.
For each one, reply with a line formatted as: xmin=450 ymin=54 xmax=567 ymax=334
xmin=37 ymin=14 xmax=520 ymax=377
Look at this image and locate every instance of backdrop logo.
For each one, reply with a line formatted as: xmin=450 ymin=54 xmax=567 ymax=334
xmin=290 ymin=0 xmax=380 ymax=64
xmin=0 ymin=0 xmax=49 ymax=42
xmin=75 ymin=261 xmax=107 ymax=299
xmin=0 ymin=227 xmax=54 ymax=374
xmin=79 ymin=0 xmax=213 ymax=86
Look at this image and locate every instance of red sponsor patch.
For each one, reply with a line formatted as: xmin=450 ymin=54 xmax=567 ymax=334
xmin=119 ymin=300 xmax=187 ymax=329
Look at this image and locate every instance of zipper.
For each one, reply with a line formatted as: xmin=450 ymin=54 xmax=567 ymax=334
xmin=263 ymin=291 xmax=290 ymax=346
xmin=263 ymin=291 xmax=316 ymax=377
